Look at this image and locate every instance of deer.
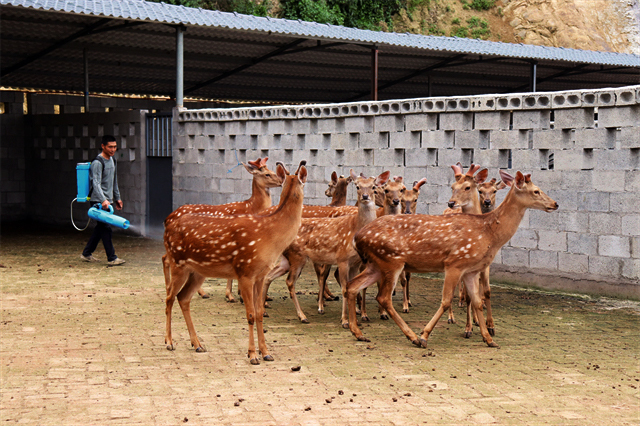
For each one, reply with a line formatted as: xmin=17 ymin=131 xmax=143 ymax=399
xmin=397 ymin=178 xmax=428 ymax=313
xmin=163 ymin=161 xmax=307 ymax=365
xmin=162 ymin=157 xmax=283 ymax=302
xmin=262 ymin=170 xmax=390 ymax=325
xmin=345 ymin=170 xmax=558 ymax=349
xmin=478 ymin=178 xmax=507 ymax=214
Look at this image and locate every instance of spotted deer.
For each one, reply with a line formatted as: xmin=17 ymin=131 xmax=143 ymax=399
xmin=478 ymin=178 xmax=507 ymax=214
xmin=162 ymin=157 xmax=283 ymax=302
xmin=163 ymin=161 xmax=307 ymax=365
xmin=346 ymin=170 xmax=558 ymax=349
xmin=263 ymin=170 xmax=390 ymax=325
xmin=398 ymin=178 xmax=428 ymax=313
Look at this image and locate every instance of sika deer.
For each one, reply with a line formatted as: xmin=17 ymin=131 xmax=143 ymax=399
xmin=263 ymin=170 xmax=390 ymax=325
xmin=346 ymin=170 xmax=558 ymax=349
xmin=162 ymin=157 xmax=283 ymax=302
xmin=478 ymin=178 xmax=507 ymax=214
xmin=398 ymin=178 xmax=427 ymax=313
xmin=163 ymin=161 xmax=307 ymax=365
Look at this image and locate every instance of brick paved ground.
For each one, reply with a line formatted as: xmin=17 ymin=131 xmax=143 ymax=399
xmin=1 ymin=225 xmax=639 ymax=425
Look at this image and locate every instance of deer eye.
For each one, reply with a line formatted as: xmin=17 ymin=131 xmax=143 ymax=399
xmin=493 ymin=190 xmax=497 ymax=193
xmin=534 ymin=190 xmax=540 ymax=195
xmin=356 ymin=186 xmax=360 ymax=190
xmin=401 ymin=188 xmax=405 ymax=193
xmin=265 ymin=174 xmax=271 ymax=177
xmin=465 ymin=187 xmax=470 ymax=191
xmin=384 ymin=189 xmax=389 ymax=193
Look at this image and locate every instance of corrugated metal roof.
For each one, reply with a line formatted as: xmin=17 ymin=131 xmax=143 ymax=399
xmin=5 ymin=0 xmax=639 ymax=66
xmin=1 ymin=0 xmax=638 ymax=103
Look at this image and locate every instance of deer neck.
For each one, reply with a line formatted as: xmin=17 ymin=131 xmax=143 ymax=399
xmin=329 ymin=184 xmax=348 ymax=207
xmin=461 ymin=194 xmax=483 ymax=215
xmin=483 ymin=188 xmax=527 ymax=248
xmin=356 ymin=200 xmax=378 ymax=231
xmin=248 ymin=178 xmax=272 ymax=212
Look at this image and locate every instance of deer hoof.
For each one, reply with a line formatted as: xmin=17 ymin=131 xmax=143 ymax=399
xmin=447 ymin=318 xmax=456 ymax=324
xmin=200 ymin=293 xmax=210 ymax=299
xmin=249 ymin=357 xmax=260 ymax=365
xmin=361 ymin=315 xmax=370 ymax=322
xmin=342 ymin=322 xmax=350 ymax=329
xmin=225 ymin=297 xmax=236 ymax=303
xmin=380 ymin=314 xmax=389 ymax=321
xmin=357 ymin=336 xmax=370 ymax=342
xmin=263 ymin=312 xmax=269 ymax=318
xmin=488 ymin=327 xmax=495 ymax=336
xmin=402 ymin=308 xmax=409 ymax=313
xmin=166 ymin=344 xmax=175 ymax=351
xmin=265 ymin=295 xmax=273 ymax=301
xmin=408 ymin=302 xmax=413 ymax=307
xmin=487 ymin=341 xmax=499 ymax=348
xmin=411 ymin=338 xmax=427 ymax=348
xmin=195 ymin=346 xmax=206 ymax=353
xmin=301 ymin=318 xmax=309 ymax=324
xmin=318 ymin=308 xmax=325 ymax=314
xmin=263 ymin=354 xmax=275 ymax=362
xmin=464 ymin=331 xmax=472 ymax=339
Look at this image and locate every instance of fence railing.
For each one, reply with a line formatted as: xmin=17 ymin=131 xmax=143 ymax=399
xmin=146 ymin=113 xmax=172 ymax=157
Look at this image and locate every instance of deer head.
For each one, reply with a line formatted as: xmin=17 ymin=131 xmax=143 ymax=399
xmin=350 ymin=169 xmax=390 ymax=209
xmin=499 ymin=170 xmax=558 ymax=212
xmin=325 ymin=171 xmax=353 ymax=206
xmin=478 ymin=178 xmax=508 ymax=214
xmin=243 ymin=157 xmax=284 ymax=189
xmin=447 ymin=163 xmax=488 ymax=213
xmin=379 ymin=176 xmax=407 ymax=215
xmin=401 ymin=177 xmax=427 ymax=214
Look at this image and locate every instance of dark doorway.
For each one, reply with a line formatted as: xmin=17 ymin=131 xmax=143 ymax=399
xmin=146 ymin=113 xmax=173 ymax=239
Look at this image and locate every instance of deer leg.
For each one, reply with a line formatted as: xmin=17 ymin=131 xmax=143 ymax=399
xmin=464 ymin=285 xmax=474 ymax=338
xmin=420 ymin=269 xmax=462 ymax=345
xmin=165 ymin=262 xmax=188 ymax=351
xmin=176 ymin=272 xmax=206 ymax=352
xmin=253 ymin=273 xmax=273 ymax=362
xmin=284 ymin=254 xmax=309 ymax=323
xmin=263 ymin=255 xmax=290 ymax=313
xmin=401 ymin=270 xmax=412 ymax=313
xmin=377 ymin=269 xmax=424 ymax=347
xmin=315 ymin=263 xmax=332 ymax=314
xmin=461 ymin=272 xmax=498 ymax=348
xmin=458 ymin=281 xmax=466 ymax=308
xmin=238 ymin=276 xmax=260 ymax=364
xmin=225 ymin=279 xmax=236 ymax=303
xmin=360 ymin=287 xmax=370 ymax=322
xmin=346 ymin=262 xmax=381 ymax=339
xmin=481 ymin=267 xmax=495 ymax=336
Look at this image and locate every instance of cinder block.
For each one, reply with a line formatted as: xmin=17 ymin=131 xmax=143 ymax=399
xmin=599 ymin=235 xmax=631 ymax=257
xmin=554 ymin=150 xmax=587 ymax=171
xmin=522 ymin=93 xmax=552 ymax=109
xmin=511 ymin=149 xmax=539 ymax=171
xmin=489 ymin=129 xmax=528 ymax=149
xmin=598 ymin=105 xmax=640 ymax=128
xmin=360 ymin=132 xmax=388 ymax=149
xmin=389 ymin=131 xmax=420 ymax=149
xmin=592 ymin=170 xmax=625 ymax=193
xmin=618 ymin=127 xmax=640 ymax=149
xmin=374 ymin=115 xmax=404 ymax=132
xmin=455 ymin=130 xmax=482 ymax=149
xmin=577 ymin=192 xmax=610 ymax=212
xmin=632 ymin=236 xmax=640 ymax=259
xmin=316 ymin=118 xmax=336 ymax=134
xmin=610 ymin=193 xmax=637 ymax=213
xmin=557 ymin=211 xmax=588 ymax=232
xmin=469 ymin=95 xmax=497 ymax=111
xmin=509 ymin=228 xmax=538 ymax=249
xmin=589 ymin=255 xmax=621 ymax=277
xmin=423 ymin=131 xmax=454 ymax=149
xmin=559 ymin=252 xmax=589 ymax=274
xmin=344 ymin=116 xmax=370 ymax=133
xmin=588 ymin=212 xmax=621 ymax=234
xmin=551 ymin=92 xmax=582 ymax=109
xmin=512 ymin=110 xmax=550 ymax=130
xmin=439 ymin=112 xmax=473 ymax=131
xmin=538 ymin=230 xmax=567 ymax=251
xmin=474 ymin=111 xmax=508 ymax=130
xmin=444 ymin=98 xmax=470 ymax=112
xmin=304 ymin=134 xmax=324 ymax=150
xmin=496 ymin=95 xmax=523 ymax=111
xmin=625 ymin=170 xmax=640 ymax=192
xmin=438 ymin=148 xmax=463 ymax=169
xmin=593 ymin=149 xmax=636 ymax=171
xmin=422 ymin=98 xmax=446 ymax=113
xmin=574 ymin=128 xmax=615 ymax=149
xmin=622 ymin=258 xmax=640 ymax=280
xmin=530 ymin=250 xmax=558 ymax=270
xmin=501 ymin=247 xmax=529 ymax=267
xmin=291 ymin=119 xmax=311 ymax=134
xmin=531 ymin=129 xmax=570 ymax=149
xmin=615 ymin=87 xmax=638 ymax=106
xmin=405 ymin=113 xmax=437 ymax=131
xmin=621 ymin=214 xmax=640 ymax=237
xmin=553 ymin=108 xmax=594 ymax=129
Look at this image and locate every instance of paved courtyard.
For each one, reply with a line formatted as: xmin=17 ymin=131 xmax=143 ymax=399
xmin=1 ymin=225 xmax=639 ymax=425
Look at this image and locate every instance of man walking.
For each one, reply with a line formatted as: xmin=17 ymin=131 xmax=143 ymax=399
xmin=81 ymin=135 xmax=126 ymax=266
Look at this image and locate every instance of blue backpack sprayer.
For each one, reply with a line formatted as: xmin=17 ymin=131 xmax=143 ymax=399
xmin=71 ymin=162 xmax=130 ymax=231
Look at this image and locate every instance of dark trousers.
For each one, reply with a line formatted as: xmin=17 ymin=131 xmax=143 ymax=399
xmin=82 ymin=206 xmax=117 ymax=261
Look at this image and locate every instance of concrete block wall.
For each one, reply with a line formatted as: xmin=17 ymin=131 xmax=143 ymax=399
xmin=24 ymin=111 xmax=147 ymax=233
xmin=174 ymin=85 xmax=640 ymax=296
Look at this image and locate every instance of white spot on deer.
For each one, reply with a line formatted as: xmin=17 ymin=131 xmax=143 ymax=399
xmin=232 ymin=250 xmax=239 ymax=256
xmin=466 ymin=244 xmax=471 ymax=249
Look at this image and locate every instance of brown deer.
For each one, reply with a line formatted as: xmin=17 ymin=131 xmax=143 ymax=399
xmin=162 ymin=157 xmax=283 ymax=302
xmin=263 ymin=170 xmax=390 ymax=325
xmin=478 ymin=178 xmax=507 ymax=214
xmin=346 ymin=170 xmax=558 ymax=349
xmin=398 ymin=178 xmax=428 ymax=313
xmin=163 ymin=161 xmax=307 ymax=365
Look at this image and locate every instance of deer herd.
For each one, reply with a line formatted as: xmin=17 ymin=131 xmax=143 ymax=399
xmin=163 ymin=157 xmax=558 ymax=364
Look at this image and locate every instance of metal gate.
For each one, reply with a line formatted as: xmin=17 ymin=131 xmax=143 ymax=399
xmin=146 ymin=113 xmax=173 ymax=238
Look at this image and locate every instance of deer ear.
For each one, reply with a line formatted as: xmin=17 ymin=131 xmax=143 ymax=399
xmin=377 ymin=171 xmax=391 ymax=186
xmin=414 ymin=177 xmax=427 ymax=191
xmin=474 ymin=168 xmax=489 ymax=184
xmin=350 ymin=169 xmax=358 ymax=181
xmin=331 ymin=171 xmax=338 ymax=184
xmin=524 ymin=173 xmax=532 ymax=183
xmin=244 ymin=162 xmax=259 ymax=174
xmin=496 ymin=180 xmax=507 ymax=190
xmin=298 ymin=165 xmax=308 ymax=184
xmin=499 ymin=170 xmax=514 ymax=187
xmin=515 ymin=171 xmax=525 ymax=189
xmin=394 ymin=176 xmax=404 ymax=183
xmin=276 ymin=163 xmax=287 ymax=181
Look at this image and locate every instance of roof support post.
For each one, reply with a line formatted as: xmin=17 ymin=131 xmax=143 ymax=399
xmin=530 ymin=61 xmax=538 ymax=92
xmin=428 ymin=75 xmax=432 ymax=97
xmin=83 ymin=48 xmax=90 ymax=113
xmin=176 ymin=25 xmax=185 ymax=107
xmin=371 ymin=45 xmax=378 ymax=101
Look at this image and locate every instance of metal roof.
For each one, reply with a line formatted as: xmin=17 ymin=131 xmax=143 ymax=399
xmin=2 ymin=0 xmax=639 ymax=103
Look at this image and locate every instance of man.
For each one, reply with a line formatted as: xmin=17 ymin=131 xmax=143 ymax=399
xmin=80 ymin=135 xmax=126 ymax=266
